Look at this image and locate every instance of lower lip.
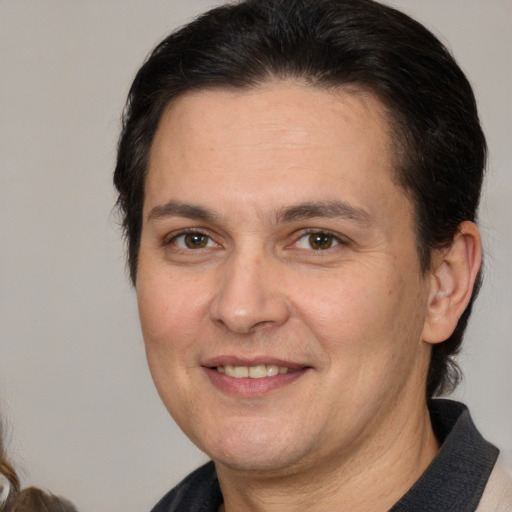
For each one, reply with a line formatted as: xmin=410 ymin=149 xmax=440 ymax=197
xmin=203 ymin=367 xmax=308 ymax=397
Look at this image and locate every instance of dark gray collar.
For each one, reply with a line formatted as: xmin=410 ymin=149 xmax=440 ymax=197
xmin=390 ymin=399 xmax=499 ymax=511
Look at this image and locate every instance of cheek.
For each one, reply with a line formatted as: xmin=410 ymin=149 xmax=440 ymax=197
xmin=294 ymin=263 xmax=426 ymax=359
xmin=136 ymin=269 xmax=210 ymax=353
xmin=136 ymin=270 xmax=212 ymax=418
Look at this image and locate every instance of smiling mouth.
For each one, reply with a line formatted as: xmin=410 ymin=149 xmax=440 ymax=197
xmin=216 ymin=364 xmax=296 ymax=379
xmin=205 ymin=362 xmax=309 ymax=396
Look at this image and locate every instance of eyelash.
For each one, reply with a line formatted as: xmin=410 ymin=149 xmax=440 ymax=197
xmin=164 ymin=228 xmax=348 ymax=252
xmin=164 ymin=229 xmax=216 ymax=249
xmin=294 ymin=229 xmax=348 ymax=251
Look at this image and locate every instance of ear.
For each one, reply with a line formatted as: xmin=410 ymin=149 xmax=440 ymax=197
xmin=422 ymin=221 xmax=482 ymax=344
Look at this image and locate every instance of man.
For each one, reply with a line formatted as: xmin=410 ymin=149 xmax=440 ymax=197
xmin=114 ymin=0 xmax=512 ymax=510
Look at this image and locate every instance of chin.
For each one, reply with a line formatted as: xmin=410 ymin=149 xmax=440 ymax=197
xmin=213 ymin=448 xmax=307 ymax=475
xmin=200 ymin=420 xmax=316 ymax=475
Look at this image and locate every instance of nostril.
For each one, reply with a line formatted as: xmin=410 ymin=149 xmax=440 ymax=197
xmin=208 ymin=263 xmax=291 ymax=333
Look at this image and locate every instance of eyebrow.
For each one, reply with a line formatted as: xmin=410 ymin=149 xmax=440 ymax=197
xmin=147 ymin=199 xmax=371 ymax=227
xmin=147 ymin=201 xmax=218 ymax=222
xmin=276 ymin=201 xmax=371 ymax=225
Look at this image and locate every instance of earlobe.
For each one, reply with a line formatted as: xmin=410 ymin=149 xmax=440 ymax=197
xmin=422 ymin=221 xmax=482 ymax=344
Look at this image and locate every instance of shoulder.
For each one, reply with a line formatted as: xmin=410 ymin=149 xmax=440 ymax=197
xmin=150 ymin=461 xmax=222 ymax=512
xmin=476 ymin=456 xmax=512 ymax=512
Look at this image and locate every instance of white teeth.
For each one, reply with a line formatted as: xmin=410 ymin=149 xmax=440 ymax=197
xmin=224 ymin=365 xmax=235 ymax=377
xmin=216 ymin=364 xmax=293 ymax=378
xmin=233 ymin=366 xmax=249 ymax=378
xmin=249 ymin=365 xmax=267 ymax=378
xmin=266 ymin=364 xmax=279 ymax=376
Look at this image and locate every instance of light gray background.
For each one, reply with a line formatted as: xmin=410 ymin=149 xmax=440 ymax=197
xmin=0 ymin=1 xmax=510 ymax=511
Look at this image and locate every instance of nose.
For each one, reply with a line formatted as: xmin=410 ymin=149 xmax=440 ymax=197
xmin=209 ymin=251 xmax=291 ymax=334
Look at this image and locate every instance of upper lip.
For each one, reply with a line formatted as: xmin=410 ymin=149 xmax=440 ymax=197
xmin=202 ymin=356 xmax=308 ymax=370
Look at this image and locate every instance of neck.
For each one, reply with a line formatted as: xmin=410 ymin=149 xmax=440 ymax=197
xmin=216 ymin=400 xmax=439 ymax=512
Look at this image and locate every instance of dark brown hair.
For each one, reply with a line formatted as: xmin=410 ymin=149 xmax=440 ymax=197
xmin=8 ymin=488 xmax=77 ymax=512
xmin=114 ymin=0 xmax=486 ymax=397
xmin=1 ymin=423 xmax=77 ymax=512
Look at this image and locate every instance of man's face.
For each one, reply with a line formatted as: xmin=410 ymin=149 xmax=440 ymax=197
xmin=137 ymin=83 xmax=434 ymax=475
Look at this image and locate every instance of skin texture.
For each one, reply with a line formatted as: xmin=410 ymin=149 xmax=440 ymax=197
xmin=136 ymin=82 xmax=481 ymax=511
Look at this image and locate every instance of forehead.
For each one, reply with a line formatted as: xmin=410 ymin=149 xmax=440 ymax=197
xmin=152 ymin=82 xmax=394 ymax=160
xmin=145 ymin=82 xmax=410 ymax=228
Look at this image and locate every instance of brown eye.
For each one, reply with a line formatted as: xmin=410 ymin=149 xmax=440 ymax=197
xmin=172 ymin=232 xmax=213 ymax=249
xmin=308 ymin=232 xmax=334 ymax=250
xmin=184 ymin=233 xmax=208 ymax=248
xmin=296 ymin=231 xmax=341 ymax=251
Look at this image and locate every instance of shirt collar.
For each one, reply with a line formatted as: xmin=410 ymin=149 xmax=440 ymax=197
xmin=390 ymin=399 xmax=499 ymax=511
